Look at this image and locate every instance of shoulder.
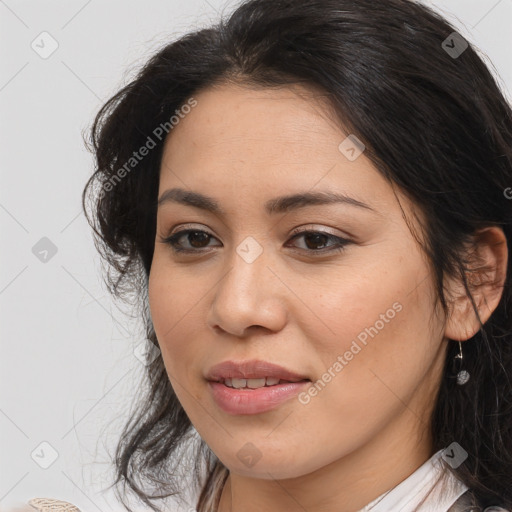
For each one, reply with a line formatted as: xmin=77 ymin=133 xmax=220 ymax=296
xmin=447 ymin=491 xmax=511 ymax=512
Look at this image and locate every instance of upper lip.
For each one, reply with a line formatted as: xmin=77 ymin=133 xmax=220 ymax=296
xmin=205 ymin=359 xmax=310 ymax=382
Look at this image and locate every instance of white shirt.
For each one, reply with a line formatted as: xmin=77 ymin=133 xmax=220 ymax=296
xmin=358 ymin=449 xmax=469 ymax=512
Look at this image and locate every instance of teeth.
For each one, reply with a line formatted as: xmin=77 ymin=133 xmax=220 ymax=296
xmin=223 ymin=377 xmax=287 ymax=389
xmin=231 ymin=378 xmax=247 ymax=389
xmin=247 ymin=378 xmax=266 ymax=388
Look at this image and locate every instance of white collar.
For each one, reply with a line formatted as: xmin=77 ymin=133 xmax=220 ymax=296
xmin=357 ymin=449 xmax=469 ymax=512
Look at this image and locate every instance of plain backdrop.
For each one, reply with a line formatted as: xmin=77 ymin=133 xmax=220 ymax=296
xmin=1 ymin=1 xmax=511 ymax=511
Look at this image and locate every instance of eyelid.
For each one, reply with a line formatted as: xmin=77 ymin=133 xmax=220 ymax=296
xmin=289 ymin=224 xmax=350 ymax=239
xmin=163 ymin=224 xmax=347 ymax=243
xmin=165 ymin=223 xmax=350 ymax=239
xmin=166 ymin=223 xmax=216 ymax=237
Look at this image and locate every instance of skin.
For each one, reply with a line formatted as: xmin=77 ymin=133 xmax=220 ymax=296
xmin=147 ymin=82 xmax=508 ymax=511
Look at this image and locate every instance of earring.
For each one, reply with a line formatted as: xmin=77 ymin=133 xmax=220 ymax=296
xmin=454 ymin=340 xmax=470 ymax=386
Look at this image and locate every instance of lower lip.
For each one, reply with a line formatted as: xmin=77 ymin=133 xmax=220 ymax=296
xmin=208 ymin=380 xmax=310 ymax=415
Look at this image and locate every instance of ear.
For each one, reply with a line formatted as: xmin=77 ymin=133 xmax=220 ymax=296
xmin=444 ymin=226 xmax=508 ymax=341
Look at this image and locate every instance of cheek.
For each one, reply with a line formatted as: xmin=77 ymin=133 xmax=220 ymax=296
xmin=147 ymin=258 xmax=222 ymax=418
xmin=312 ymin=244 xmax=433 ymax=356
xmin=297 ymin=256 xmax=439 ymax=403
xmin=299 ymin=267 xmax=406 ymax=359
xmin=147 ymin=262 xmax=201 ymax=374
xmin=299 ymin=276 xmax=440 ymax=423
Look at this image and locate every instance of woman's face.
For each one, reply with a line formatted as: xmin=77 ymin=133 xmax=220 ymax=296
xmin=148 ymin=83 xmax=448 ymax=482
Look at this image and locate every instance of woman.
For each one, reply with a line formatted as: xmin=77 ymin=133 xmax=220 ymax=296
xmin=34 ymin=0 xmax=512 ymax=511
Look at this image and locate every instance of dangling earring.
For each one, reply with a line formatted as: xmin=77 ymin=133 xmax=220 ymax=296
xmin=454 ymin=340 xmax=470 ymax=385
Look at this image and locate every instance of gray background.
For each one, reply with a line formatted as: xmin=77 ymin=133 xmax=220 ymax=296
xmin=1 ymin=1 xmax=511 ymax=511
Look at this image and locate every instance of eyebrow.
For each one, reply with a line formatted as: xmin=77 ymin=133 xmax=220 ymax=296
xmin=157 ymin=187 xmax=376 ymax=215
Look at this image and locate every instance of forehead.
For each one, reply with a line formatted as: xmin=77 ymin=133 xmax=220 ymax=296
xmin=163 ymin=82 xmax=343 ymax=160
xmin=157 ymin=82 xmax=403 ymax=218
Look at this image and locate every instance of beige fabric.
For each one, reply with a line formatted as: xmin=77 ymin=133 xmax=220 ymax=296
xmin=28 ymin=499 xmax=81 ymax=512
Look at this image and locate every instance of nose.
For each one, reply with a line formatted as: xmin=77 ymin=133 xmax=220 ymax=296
xmin=206 ymin=246 xmax=288 ymax=338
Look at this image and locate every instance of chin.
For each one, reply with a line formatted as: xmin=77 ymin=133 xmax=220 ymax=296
xmin=211 ymin=441 xmax=322 ymax=480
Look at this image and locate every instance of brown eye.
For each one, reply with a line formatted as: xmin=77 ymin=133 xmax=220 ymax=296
xmin=185 ymin=231 xmax=211 ymax=248
xmin=298 ymin=232 xmax=331 ymax=250
xmin=162 ymin=229 xmax=220 ymax=252
xmin=287 ymin=229 xmax=351 ymax=255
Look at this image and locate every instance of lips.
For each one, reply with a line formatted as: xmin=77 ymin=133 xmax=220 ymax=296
xmin=205 ymin=359 xmax=310 ymax=384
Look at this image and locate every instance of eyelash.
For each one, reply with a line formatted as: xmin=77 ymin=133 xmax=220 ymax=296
xmin=160 ymin=227 xmax=351 ymax=256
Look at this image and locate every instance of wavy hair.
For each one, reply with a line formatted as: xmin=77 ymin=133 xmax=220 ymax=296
xmin=82 ymin=0 xmax=512 ymax=510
